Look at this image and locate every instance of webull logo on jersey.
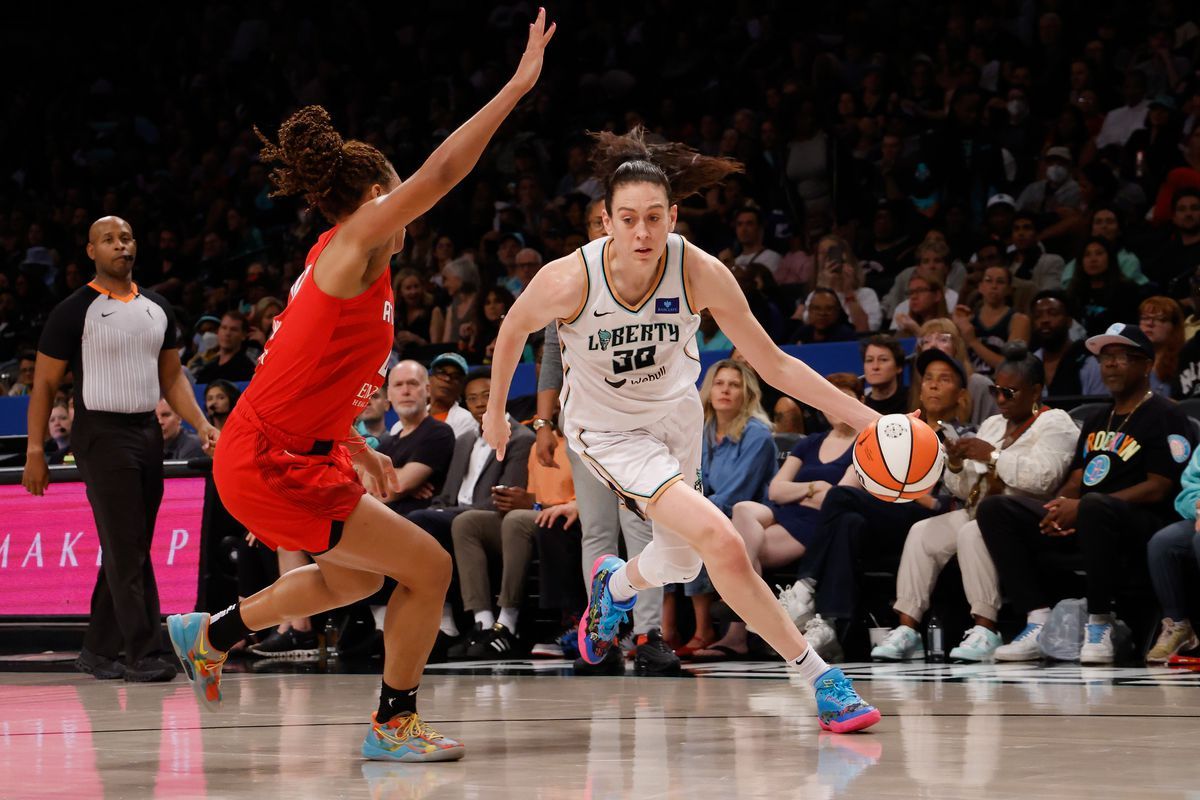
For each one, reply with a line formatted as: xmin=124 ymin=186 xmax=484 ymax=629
xmin=588 ymin=323 xmax=680 ymax=351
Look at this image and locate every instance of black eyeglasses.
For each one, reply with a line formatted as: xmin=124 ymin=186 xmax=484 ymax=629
xmin=987 ymin=385 xmax=1018 ymax=400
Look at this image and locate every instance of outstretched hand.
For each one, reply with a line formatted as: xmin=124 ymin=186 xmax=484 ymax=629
xmin=510 ymin=7 xmax=557 ymax=94
xmin=483 ymin=408 xmax=513 ymax=461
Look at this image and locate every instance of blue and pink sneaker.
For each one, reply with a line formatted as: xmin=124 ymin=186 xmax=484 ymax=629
xmin=168 ymin=612 xmax=228 ymax=712
xmin=577 ymin=555 xmax=636 ymax=665
xmin=361 ymin=712 xmax=465 ymax=762
xmin=814 ymin=668 xmax=882 ymax=733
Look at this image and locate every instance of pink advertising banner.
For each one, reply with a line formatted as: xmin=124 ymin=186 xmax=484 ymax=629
xmin=0 ymin=478 xmax=204 ymax=615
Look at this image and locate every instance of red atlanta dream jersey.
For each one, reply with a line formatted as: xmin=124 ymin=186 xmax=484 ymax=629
xmin=239 ymin=226 xmax=395 ymax=441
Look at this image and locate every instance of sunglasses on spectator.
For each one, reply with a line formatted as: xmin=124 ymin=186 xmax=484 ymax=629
xmin=1139 ymin=315 xmax=1170 ymax=325
xmin=988 ymin=385 xmax=1018 ymax=400
xmin=431 ymin=367 xmax=464 ymax=380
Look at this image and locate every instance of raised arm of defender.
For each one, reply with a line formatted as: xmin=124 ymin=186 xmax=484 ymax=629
xmin=339 ymin=10 xmax=555 ymax=257
xmin=687 ymin=244 xmax=881 ymax=432
xmin=482 ymin=254 xmax=585 ymax=459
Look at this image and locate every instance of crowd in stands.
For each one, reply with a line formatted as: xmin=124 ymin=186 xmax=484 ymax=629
xmin=7 ymin=1 xmax=1200 ymax=668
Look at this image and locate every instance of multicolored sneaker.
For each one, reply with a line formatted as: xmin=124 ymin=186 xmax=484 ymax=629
xmin=168 ymin=612 xmax=228 ymax=712
xmin=577 ymin=555 xmax=636 ymax=665
xmin=361 ymin=712 xmax=465 ymax=762
xmin=814 ymin=668 xmax=882 ymax=734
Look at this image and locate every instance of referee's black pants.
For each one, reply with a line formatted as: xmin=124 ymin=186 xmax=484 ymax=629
xmin=72 ymin=411 xmax=166 ymax=665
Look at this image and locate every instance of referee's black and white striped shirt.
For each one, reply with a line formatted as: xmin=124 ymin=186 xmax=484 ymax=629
xmin=38 ymin=281 xmax=177 ymax=416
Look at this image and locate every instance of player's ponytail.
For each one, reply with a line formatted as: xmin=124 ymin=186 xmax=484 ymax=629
xmin=255 ymin=105 xmax=393 ymax=223
xmin=589 ymin=127 xmax=743 ymax=214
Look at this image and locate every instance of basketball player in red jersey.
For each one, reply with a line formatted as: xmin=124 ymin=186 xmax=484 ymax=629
xmin=167 ymin=10 xmax=555 ymax=763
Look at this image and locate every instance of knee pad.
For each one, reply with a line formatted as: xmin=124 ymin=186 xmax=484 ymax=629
xmin=636 ymin=539 xmax=704 ymax=586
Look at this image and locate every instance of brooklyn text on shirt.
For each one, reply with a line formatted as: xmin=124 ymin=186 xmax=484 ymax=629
xmin=1082 ymin=429 xmax=1141 ymax=462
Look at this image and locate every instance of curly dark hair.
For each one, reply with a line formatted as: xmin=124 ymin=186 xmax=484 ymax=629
xmin=589 ymin=127 xmax=743 ymax=214
xmin=254 ymin=105 xmax=393 ymax=224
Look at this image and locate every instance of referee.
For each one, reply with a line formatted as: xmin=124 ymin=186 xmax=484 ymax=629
xmin=22 ymin=216 xmax=219 ymax=682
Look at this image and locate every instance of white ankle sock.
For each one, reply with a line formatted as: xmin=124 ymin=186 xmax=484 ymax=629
xmin=475 ymin=609 xmax=496 ymax=629
xmin=790 ymin=646 xmax=830 ymax=687
xmin=607 ymin=564 xmax=638 ymax=604
xmin=498 ymin=607 xmax=519 ymax=632
xmin=440 ymin=603 xmax=459 ymax=637
xmin=1088 ymin=613 xmax=1114 ymax=626
xmin=1027 ymin=608 xmax=1050 ymax=626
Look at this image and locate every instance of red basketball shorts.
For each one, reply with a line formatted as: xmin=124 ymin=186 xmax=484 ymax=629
xmin=213 ymin=404 xmax=365 ymax=553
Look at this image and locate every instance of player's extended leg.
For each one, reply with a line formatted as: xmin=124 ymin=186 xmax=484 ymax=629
xmin=169 ymin=494 xmax=464 ymax=760
xmin=629 ymin=483 xmax=879 ymax=733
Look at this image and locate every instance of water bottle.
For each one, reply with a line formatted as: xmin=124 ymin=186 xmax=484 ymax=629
xmin=926 ymin=614 xmax=945 ymax=663
xmin=323 ymin=619 xmax=339 ymax=659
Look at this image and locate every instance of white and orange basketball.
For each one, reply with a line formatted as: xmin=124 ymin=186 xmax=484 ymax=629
xmin=852 ymin=414 xmax=944 ymax=503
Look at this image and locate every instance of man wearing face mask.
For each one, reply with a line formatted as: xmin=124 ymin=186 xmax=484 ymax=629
xmin=1015 ymin=147 xmax=1082 ymax=222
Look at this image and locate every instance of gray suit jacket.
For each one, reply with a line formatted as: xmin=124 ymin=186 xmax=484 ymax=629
xmin=433 ymin=423 xmax=535 ymax=510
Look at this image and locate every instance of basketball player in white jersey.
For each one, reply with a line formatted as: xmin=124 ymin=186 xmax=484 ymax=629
xmin=484 ymin=129 xmax=882 ymax=733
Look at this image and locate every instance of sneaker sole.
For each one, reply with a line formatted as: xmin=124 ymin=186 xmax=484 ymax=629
xmin=362 ymin=742 xmax=466 ymax=763
xmin=75 ymin=658 xmax=125 ymax=680
xmin=870 ymin=652 xmax=922 ymax=663
xmin=246 ymin=647 xmax=321 ymax=660
xmin=818 ymin=707 xmax=882 ymax=734
xmin=577 ymin=555 xmax=615 ymax=666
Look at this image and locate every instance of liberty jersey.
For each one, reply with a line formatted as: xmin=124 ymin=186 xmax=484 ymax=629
xmin=557 ymin=233 xmax=701 ymax=432
xmin=238 ymin=226 xmax=395 ymax=441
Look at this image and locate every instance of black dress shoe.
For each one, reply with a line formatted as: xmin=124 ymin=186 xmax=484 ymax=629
xmin=75 ymin=648 xmax=125 ymax=680
xmin=124 ymin=656 xmax=178 ymax=683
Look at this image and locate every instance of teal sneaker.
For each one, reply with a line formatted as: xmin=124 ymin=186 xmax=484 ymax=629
xmin=167 ymin=612 xmax=227 ymax=712
xmin=870 ymin=625 xmax=923 ymax=662
xmin=814 ymin=668 xmax=882 ymax=733
xmin=361 ymin=712 xmax=465 ymax=762
xmin=948 ymin=625 xmax=1003 ymax=663
xmin=577 ymin=555 xmax=636 ymax=665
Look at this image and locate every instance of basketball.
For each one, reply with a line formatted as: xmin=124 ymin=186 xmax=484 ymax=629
xmin=852 ymin=414 xmax=944 ymax=503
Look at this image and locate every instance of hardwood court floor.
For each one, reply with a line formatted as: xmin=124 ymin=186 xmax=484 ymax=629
xmin=1 ymin=660 xmax=1197 ymax=799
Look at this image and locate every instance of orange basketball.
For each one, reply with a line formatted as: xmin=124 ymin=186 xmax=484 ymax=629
xmin=851 ymin=414 xmax=944 ymax=503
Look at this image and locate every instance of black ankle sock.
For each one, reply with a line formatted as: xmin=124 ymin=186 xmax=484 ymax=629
xmin=378 ymin=681 xmax=418 ymax=721
xmin=207 ymin=603 xmax=255 ymax=652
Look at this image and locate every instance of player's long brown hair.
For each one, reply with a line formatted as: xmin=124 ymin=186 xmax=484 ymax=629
xmin=589 ymin=127 xmax=743 ymax=213
xmin=254 ymin=105 xmax=393 ymax=224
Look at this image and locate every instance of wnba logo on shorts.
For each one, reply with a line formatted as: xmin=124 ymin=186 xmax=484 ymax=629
xmin=693 ymin=469 xmax=703 ymax=493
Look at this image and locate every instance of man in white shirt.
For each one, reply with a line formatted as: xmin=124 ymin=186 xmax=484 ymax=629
xmin=400 ymin=368 xmax=534 ymax=646
xmin=1095 ymin=71 xmax=1150 ymax=149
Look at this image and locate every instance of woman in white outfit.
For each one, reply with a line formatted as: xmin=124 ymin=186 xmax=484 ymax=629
xmin=871 ymin=343 xmax=1079 ymax=662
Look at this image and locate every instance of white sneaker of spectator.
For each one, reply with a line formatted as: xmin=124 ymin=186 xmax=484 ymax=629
xmin=748 ymin=579 xmax=815 ymax=636
xmin=870 ymin=625 xmax=923 ymax=662
xmin=802 ymin=614 xmax=843 ymax=662
xmin=948 ymin=625 xmax=1003 ymax=663
xmin=993 ymin=621 xmax=1045 ymax=662
xmin=1080 ymin=618 xmax=1115 ymax=665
